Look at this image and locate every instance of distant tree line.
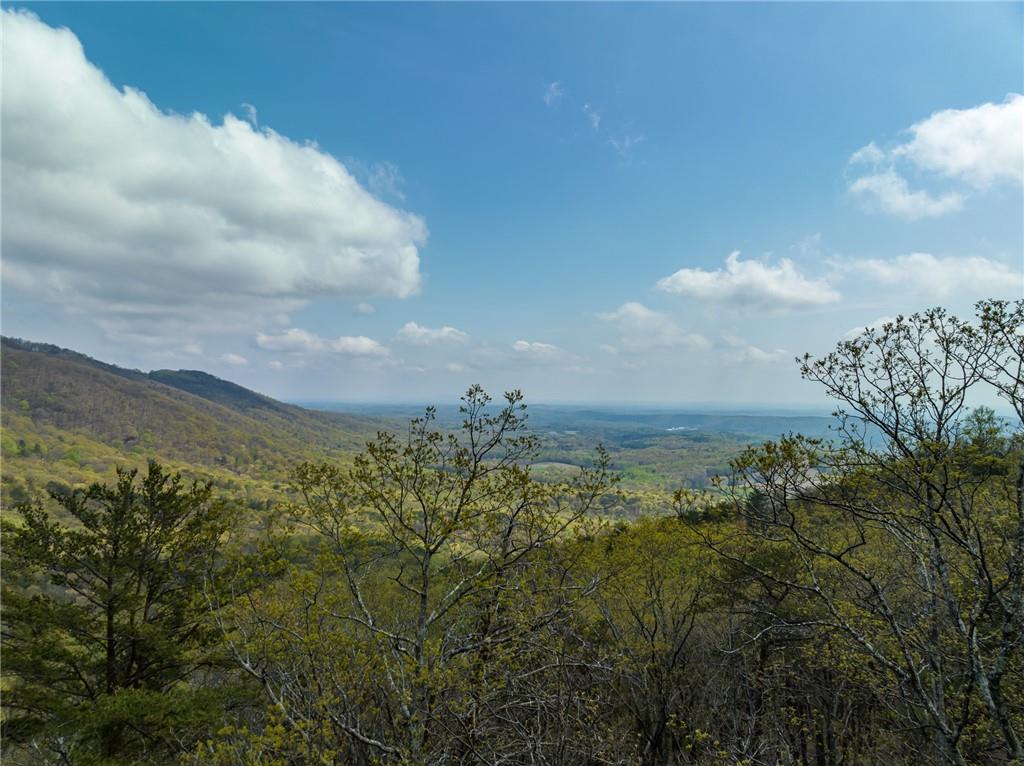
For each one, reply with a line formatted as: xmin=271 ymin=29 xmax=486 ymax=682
xmin=2 ymin=300 xmax=1022 ymax=765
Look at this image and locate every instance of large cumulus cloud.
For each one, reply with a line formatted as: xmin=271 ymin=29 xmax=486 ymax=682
xmin=1 ymin=10 xmax=426 ymax=344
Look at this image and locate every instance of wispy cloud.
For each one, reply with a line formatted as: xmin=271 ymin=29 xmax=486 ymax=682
xmin=834 ymin=253 xmax=1022 ymax=299
xmin=609 ymin=132 xmax=645 ymax=157
xmin=240 ymin=102 xmax=258 ymax=127
xmin=255 ymin=328 xmax=389 ymax=356
xmin=848 ymin=170 xmax=963 ymax=220
xmin=220 ymin=352 xmax=249 ymax=366
xmin=582 ymin=102 xmax=601 ymax=131
xmin=365 ymin=161 xmax=407 ymax=201
xmin=720 ymin=334 xmax=787 ymax=364
xmin=543 ymin=81 xmax=565 ymax=107
xmin=395 ymin=321 xmax=469 ymax=346
xmin=598 ymin=302 xmax=710 ymax=351
xmin=512 ymin=339 xmax=561 ymax=360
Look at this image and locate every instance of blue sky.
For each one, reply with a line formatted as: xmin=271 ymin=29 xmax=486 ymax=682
xmin=2 ymin=3 xmax=1022 ymax=405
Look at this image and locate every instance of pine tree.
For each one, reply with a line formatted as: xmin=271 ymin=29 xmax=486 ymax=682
xmin=2 ymin=461 xmax=237 ymax=765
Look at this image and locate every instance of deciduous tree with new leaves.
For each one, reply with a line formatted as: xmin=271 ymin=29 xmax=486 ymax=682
xmin=208 ymin=386 xmax=613 ymax=764
xmin=695 ymin=300 xmax=1024 ymax=765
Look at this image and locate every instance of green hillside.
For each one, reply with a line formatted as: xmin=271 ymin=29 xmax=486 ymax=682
xmin=0 ymin=337 xmax=387 ymax=506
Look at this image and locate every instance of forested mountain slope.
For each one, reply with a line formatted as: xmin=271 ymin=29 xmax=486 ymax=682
xmin=0 ymin=337 xmax=386 ymax=504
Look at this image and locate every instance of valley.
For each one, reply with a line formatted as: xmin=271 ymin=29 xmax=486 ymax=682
xmin=1 ymin=337 xmax=833 ymax=517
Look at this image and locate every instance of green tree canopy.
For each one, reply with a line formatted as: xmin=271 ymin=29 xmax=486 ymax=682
xmin=2 ymin=461 xmax=238 ymax=765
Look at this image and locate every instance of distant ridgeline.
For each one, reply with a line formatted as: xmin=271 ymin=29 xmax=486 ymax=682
xmin=0 ymin=335 xmax=835 ymax=510
xmin=0 ymin=336 xmax=385 ymax=506
xmin=4 ymin=336 xmax=297 ymax=413
xmin=306 ymin=400 xmax=838 ymax=440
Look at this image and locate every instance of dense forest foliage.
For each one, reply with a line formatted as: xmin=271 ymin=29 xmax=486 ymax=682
xmin=0 ymin=338 xmax=390 ymax=509
xmin=2 ymin=300 xmax=1022 ymax=765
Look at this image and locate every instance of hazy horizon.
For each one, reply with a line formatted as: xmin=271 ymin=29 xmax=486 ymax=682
xmin=294 ymin=398 xmax=835 ymax=414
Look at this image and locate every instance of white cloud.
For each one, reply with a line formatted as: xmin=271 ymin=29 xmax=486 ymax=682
xmin=732 ymin=345 xmax=788 ymax=363
xmin=849 ymin=142 xmax=885 ymax=166
xmin=255 ymin=328 xmax=389 ymax=356
xmin=395 ymin=321 xmax=469 ymax=346
xmin=255 ymin=328 xmax=326 ymax=353
xmin=894 ymin=94 xmax=1023 ymax=188
xmin=844 ymin=316 xmax=898 ymax=340
xmin=220 ymin=352 xmax=249 ymax=366
xmin=721 ymin=334 xmax=787 ymax=363
xmin=512 ymin=340 xmax=561 ymax=359
xmin=847 ymin=94 xmax=1023 ymax=218
xmin=1 ymin=10 xmax=426 ymax=345
xmin=543 ymin=81 xmax=565 ymax=107
xmin=656 ymin=251 xmax=840 ymax=311
xmin=324 ymin=336 xmax=389 ymax=356
xmin=848 ymin=170 xmax=964 ymax=220
xmin=268 ymin=360 xmax=285 ymax=370
xmin=354 ymin=302 xmax=376 ymax=315
xmin=838 ymin=253 xmax=1022 ymax=299
xmin=583 ymin=103 xmax=601 ymax=131
xmin=446 ymin=362 xmax=467 ymax=373
xmin=598 ymin=302 xmax=710 ymax=351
